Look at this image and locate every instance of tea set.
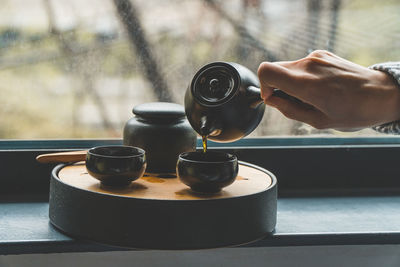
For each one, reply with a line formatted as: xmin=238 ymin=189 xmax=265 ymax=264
xmin=38 ymin=62 xmax=293 ymax=193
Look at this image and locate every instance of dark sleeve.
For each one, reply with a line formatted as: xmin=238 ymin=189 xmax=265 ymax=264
xmin=369 ymin=62 xmax=400 ymax=134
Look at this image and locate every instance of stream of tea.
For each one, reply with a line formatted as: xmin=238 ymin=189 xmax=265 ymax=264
xmin=202 ymin=135 xmax=207 ymax=153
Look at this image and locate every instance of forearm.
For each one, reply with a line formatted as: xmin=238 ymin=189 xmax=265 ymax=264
xmin=370 ymin=62 xmax=400 ymax=134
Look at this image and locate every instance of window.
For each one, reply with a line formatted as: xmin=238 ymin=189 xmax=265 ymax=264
xmin=0 ymin=0 xmax=398 ymax=139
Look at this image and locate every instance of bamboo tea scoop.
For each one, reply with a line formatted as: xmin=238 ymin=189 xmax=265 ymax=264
xmin=36 ymin=151 xmax=87 ymax=164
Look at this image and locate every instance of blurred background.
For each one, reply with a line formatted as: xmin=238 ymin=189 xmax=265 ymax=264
xmin=0 ymin=0 xmax=399 ymax=139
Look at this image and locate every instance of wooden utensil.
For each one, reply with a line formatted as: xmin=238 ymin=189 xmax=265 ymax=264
xmin=36 ymin=151 xmax=87 ymax=163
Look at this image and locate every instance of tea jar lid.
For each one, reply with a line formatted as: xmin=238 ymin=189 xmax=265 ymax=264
xmin=132 ymin=102 xmax=186 ymax=120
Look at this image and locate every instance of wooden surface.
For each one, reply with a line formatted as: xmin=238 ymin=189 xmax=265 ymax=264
xmin=58 ymin=162 xmax=272 ymax=200
xmin=36 ymin=151 xmax=87 ymax=163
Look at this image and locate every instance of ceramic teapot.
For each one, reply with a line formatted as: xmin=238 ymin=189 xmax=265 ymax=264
xmin=184 ymin=62 xmax=264 ymax=142
xmin=185 ymin=62 xmax=298 ymax=142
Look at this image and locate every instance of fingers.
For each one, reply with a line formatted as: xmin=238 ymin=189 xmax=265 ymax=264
xmin=260 ymin=84 xmax=274 ymax=100
xmin=258 ymin=61 xmax=306 ymax=100
xmin=307 ymin=50 xmax=363 ymax=72
xmin=265 ymin=95 xmax=331 ymax=129
xmin=258 ymin=62 xmax=294 ymax=91
xmin=307 ymin=50 xmax=335 ymax=59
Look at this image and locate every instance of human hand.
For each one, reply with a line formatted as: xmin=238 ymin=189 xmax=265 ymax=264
xmin=258 ymin=50 xmax=400 ymax=131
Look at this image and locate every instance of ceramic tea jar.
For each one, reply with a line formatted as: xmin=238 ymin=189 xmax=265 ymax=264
xmin=123 ymin=102 xmax=197 ymax=174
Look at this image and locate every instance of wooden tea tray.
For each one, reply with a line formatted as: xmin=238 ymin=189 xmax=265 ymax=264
xmin=49 ymin=161 xmax=277 ymax=249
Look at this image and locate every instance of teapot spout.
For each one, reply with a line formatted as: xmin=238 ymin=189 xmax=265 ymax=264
xmin=200 ymin=116 xmax=221 ymax=137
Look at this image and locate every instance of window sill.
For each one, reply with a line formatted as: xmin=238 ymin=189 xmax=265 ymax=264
xmin=1 ymin=195 xmax=400 ymax=255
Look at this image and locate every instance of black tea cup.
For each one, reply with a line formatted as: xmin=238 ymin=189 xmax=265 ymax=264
xmin=176 ymin=151 xmax=238 ymax=193
xmin=86 ymin=145 xmax=146 ymax=186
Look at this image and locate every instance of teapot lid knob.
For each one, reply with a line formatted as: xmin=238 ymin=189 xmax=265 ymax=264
xmin=132 ymin=102 xmax=185 ymax=120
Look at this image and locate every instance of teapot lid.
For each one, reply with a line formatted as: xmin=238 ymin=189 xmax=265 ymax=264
xmin=133 ymin=102 xmax=185 ymax=120
xmin=191 ymin=62 xmax=239 ymax=106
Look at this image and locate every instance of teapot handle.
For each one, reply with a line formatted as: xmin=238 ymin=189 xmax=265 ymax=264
xmin=246 ymin=86 xmax=264 ymax=108
xmin=247 ymin=86 xmax=303 ymax=108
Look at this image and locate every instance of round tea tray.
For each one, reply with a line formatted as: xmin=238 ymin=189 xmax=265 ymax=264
xmin=49 ymin=161 xmax=277 ymax=250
